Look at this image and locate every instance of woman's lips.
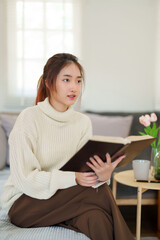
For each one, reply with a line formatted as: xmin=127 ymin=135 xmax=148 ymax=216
xmin=67 ymin=95 xmax=76 ymax=100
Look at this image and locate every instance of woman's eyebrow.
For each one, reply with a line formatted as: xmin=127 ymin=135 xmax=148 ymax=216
xmin=63 ymin=74 xmax=82 ymax=78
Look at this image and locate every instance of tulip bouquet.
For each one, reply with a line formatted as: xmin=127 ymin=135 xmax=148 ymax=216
xmin=139 ymin=113 xmax=160 ymax=149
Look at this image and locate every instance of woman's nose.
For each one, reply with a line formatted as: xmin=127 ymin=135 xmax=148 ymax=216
xmin=69 ymin=82 xmax=77 ymax=92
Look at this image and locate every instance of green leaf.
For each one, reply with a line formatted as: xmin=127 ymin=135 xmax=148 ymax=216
xmin=153 ymin=122 xmax=157 ymax=130
xmin=157 ymin=129 xmax=160 ymax=147
xmin=151 ymin=139 xmax=157 ymax=148
xmin=144 ymin=128 xmax=150 ymax=135
xmin=146 ymin=126 xmax=152 ymax=131
xmin=138 ymin=131 xmax=146 ymax=136
xmin=151 ymin=129 xmax=158 ymax=138
xmin=150 ymin=122 xmax=157 ymax=136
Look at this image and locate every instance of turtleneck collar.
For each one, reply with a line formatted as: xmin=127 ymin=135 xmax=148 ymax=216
xmin=37 ymin=97 xmax=75 ymax=123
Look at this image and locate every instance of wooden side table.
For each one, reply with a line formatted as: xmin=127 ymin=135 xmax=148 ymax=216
xmin=112 ymin=170 xmax=160 ymax=240
xmin=158 ymin=190 xmax=160 ymax=238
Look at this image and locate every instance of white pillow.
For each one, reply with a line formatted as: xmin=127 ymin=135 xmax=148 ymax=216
xmin=0 ymin=114 xmax=18 ymax=138
xmin=0 ymin=114 xmax=18 ymax=165
xmin=0 ymin=125 xmax=7 ymax=169
xmin=85 ymin=113 xmax=133 ymax=138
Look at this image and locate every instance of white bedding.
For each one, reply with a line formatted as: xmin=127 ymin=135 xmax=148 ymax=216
xmin=0 ymin=167 xmax=89 ymax=240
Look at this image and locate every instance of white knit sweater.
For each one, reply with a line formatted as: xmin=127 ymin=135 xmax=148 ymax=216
xmin=1 ymin=98 xmax=109 ymax=213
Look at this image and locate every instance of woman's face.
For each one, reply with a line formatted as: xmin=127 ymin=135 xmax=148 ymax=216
xmin=49 ymin=63 xmax=82 ymax=112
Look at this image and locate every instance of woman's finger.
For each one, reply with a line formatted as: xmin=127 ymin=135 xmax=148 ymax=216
xmin=80 ymin=177 xmax=98 ymax=186
xmin=84 ymin=179 xmax=98 ymax=184
xmin=75 ymin=172 xmax=98 ymax=186
xmin=112 ymin=155 xmax=125 ymax=168
xmin=80 ymin=173 xmax=97 ymax=181
xmin=83 ymin=172 xmax=95 ymax=177
xmin=93 ymin=155 xmax=105 ymax=167
xmin=89 ymin=157 xmax=100 ymax=168
xmin=83 ymin=175 xmax=97 ymax=181
xmin=86 ymin=161 xmax=97 ymax=172
xmin=106 ymin=153 xmax=111 ymax=164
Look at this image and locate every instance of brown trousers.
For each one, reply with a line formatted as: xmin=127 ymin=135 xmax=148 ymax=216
xmin=8 ymin=184 xmax=134 ymax=240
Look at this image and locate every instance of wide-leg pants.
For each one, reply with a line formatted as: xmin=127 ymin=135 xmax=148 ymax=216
xmin=8 ymin=184 xmax=134 ymax=240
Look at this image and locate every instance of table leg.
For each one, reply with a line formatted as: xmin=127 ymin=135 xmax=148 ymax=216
xmin=136 ymin=187 xmax=142 ymax=240
xmin=157 ymin=190 xmax=160 ymax=238
xmin=112 ymin=173 xmax=117 ymax=200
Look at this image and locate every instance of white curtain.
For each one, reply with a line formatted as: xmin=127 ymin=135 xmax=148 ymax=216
xmin=0 ymin=0 xmax=82 ymax=111
xmin=155 ymin=0 xmax=160 ymax=111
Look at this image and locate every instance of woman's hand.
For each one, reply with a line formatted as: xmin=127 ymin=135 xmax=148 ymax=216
xmin=86 ymin=153 xmax=125 ymax=182
xmin=75 ymin=172 xmax=98 ymax=187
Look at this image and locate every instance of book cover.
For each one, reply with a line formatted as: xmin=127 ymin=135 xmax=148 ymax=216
xmin=60 ymin=135 xmax=155 ymax=172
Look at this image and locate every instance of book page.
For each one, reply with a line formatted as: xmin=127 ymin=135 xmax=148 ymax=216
xmin=91 ymin=135 xmax=129 ymax=144
xmin=126 ymin=135 xmax=154 ymax=141
xmin=91 ymin=134 xmax=154 ymax=145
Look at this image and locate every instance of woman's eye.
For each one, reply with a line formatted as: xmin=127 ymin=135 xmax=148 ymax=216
xmin=77 ymin=80 xmax=82 ymax=83
xmin=64 ymin=79 xmax=69 ymax=82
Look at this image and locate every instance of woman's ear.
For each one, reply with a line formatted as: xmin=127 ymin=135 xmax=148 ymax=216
xmin=45 ymin=79 xmax=49 ymax=88
xmin=45 ymin=78 xmax=55 ymax=92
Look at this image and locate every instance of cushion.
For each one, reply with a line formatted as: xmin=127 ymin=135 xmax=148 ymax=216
xmin=0 ymin=167 xmax=10 ymax=196
xmin=0 ymin=208 xmax=90 ymax=240
xmin=0 ymin=124 xmax=7 ymax=170
xmin=0 ymin=168 xmax=90 ymax=240
xmin=0 ymin=114 xmax=18 ymax=166
xmin=0 ymin=114 xmax=18 ymax=138
xmin=85 ymin=113 xmax=133 ymax=138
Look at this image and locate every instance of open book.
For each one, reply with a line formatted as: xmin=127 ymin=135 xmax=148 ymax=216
xmin=61 ymin=135 xmax=155 ymax=172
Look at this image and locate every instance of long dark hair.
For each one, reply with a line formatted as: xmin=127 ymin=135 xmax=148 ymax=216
xmin=35 ymin=53 xmax=84 ymax=105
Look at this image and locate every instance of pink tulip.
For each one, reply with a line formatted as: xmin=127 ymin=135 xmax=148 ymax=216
xmin=139 ymin=115 xmax=151 ymax=127
xmin=145 ymin=114 xmax=151 ymax=121
xmin=150 ymin=113 xmax=157 ymax=122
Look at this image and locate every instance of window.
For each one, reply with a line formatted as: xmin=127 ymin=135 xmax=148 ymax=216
xmin=2 ymin=0 xmax=81 ymax=111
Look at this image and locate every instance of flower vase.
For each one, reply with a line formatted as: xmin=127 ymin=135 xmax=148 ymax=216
xmin=151 ymin=148 xmax=156 ymax=176
xmin=152 ymin=147 xmax=160 ymax=180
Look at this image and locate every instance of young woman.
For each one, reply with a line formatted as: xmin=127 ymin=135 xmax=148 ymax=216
xmin=1 ymin=53 xmax=134 ymax=240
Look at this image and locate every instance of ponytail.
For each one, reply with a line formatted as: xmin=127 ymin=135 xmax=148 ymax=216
xmin=35 ymin=75 xmax=48 ymax=105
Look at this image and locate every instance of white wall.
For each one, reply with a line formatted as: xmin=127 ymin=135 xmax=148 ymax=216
xmin=0 ymin=0 xmax=7 ymax=112
xmin=0 ymin=0 xmax=3 ymax=111
xmin=155 ymin=0 xmax=160 ymax=110
xmin=0 ymin=0 xmax=159 ymax=113
xmin=81 ymin=0 xmax=158 ymax=112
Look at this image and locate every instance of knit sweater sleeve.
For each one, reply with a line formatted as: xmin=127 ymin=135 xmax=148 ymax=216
xmin=9 ymin=124 xmax=76 ymax=200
